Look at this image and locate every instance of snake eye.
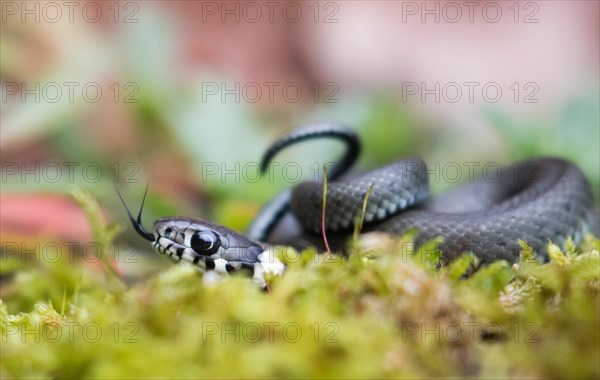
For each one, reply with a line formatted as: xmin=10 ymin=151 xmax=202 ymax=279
xmin=190 ymin=230 xmax=220 ymax=255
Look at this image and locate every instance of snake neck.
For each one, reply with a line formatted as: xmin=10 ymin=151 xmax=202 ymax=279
xmin=250 ymin=247 xmax=286 ymax=288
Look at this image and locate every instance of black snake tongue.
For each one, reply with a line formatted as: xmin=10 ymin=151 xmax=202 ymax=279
xmin=292 ymin=157 xmax=597 ymax=264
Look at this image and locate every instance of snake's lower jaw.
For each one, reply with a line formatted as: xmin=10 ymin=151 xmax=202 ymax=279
xmin=153 ymin=242 xmax=286 ymax=289
xmin=198 ymin=249 xmax=286 ymax=289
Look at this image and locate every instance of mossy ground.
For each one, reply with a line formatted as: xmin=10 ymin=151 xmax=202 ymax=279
xmin=1 ymin=191 xmax=599 ymax=379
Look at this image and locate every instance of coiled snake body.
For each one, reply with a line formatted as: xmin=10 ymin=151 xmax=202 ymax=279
xmin=118 ymin=124 xmax=598 ymax=286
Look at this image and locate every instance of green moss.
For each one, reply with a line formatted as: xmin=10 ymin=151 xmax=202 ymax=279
xmin=1 ymin=194 xmax=599 ymax=379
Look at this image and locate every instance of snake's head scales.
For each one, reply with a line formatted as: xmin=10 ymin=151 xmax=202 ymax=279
xmin=151 ymin=217 xmax=285 ymax=288
xmin=116 ymin=186 xmax=285 ymax=288
xmin=152 ymin=217 xmax=260 ymax=271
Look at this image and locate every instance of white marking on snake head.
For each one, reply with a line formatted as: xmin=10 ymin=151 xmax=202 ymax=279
xmin=252 ymin=249 xmax=286 ymax=288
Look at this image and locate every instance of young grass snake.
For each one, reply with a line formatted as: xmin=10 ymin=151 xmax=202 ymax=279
xmin=117 ymin=124 xmax=598 ymax=287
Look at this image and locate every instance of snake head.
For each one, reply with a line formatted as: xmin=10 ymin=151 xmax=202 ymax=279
xmin=152 ymin=217 xmax=285 ymax=287
xmin=152 ymin=217 xmax=264 ymax=272
xmin=116 ymin=186 xmax=284 ymax=287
